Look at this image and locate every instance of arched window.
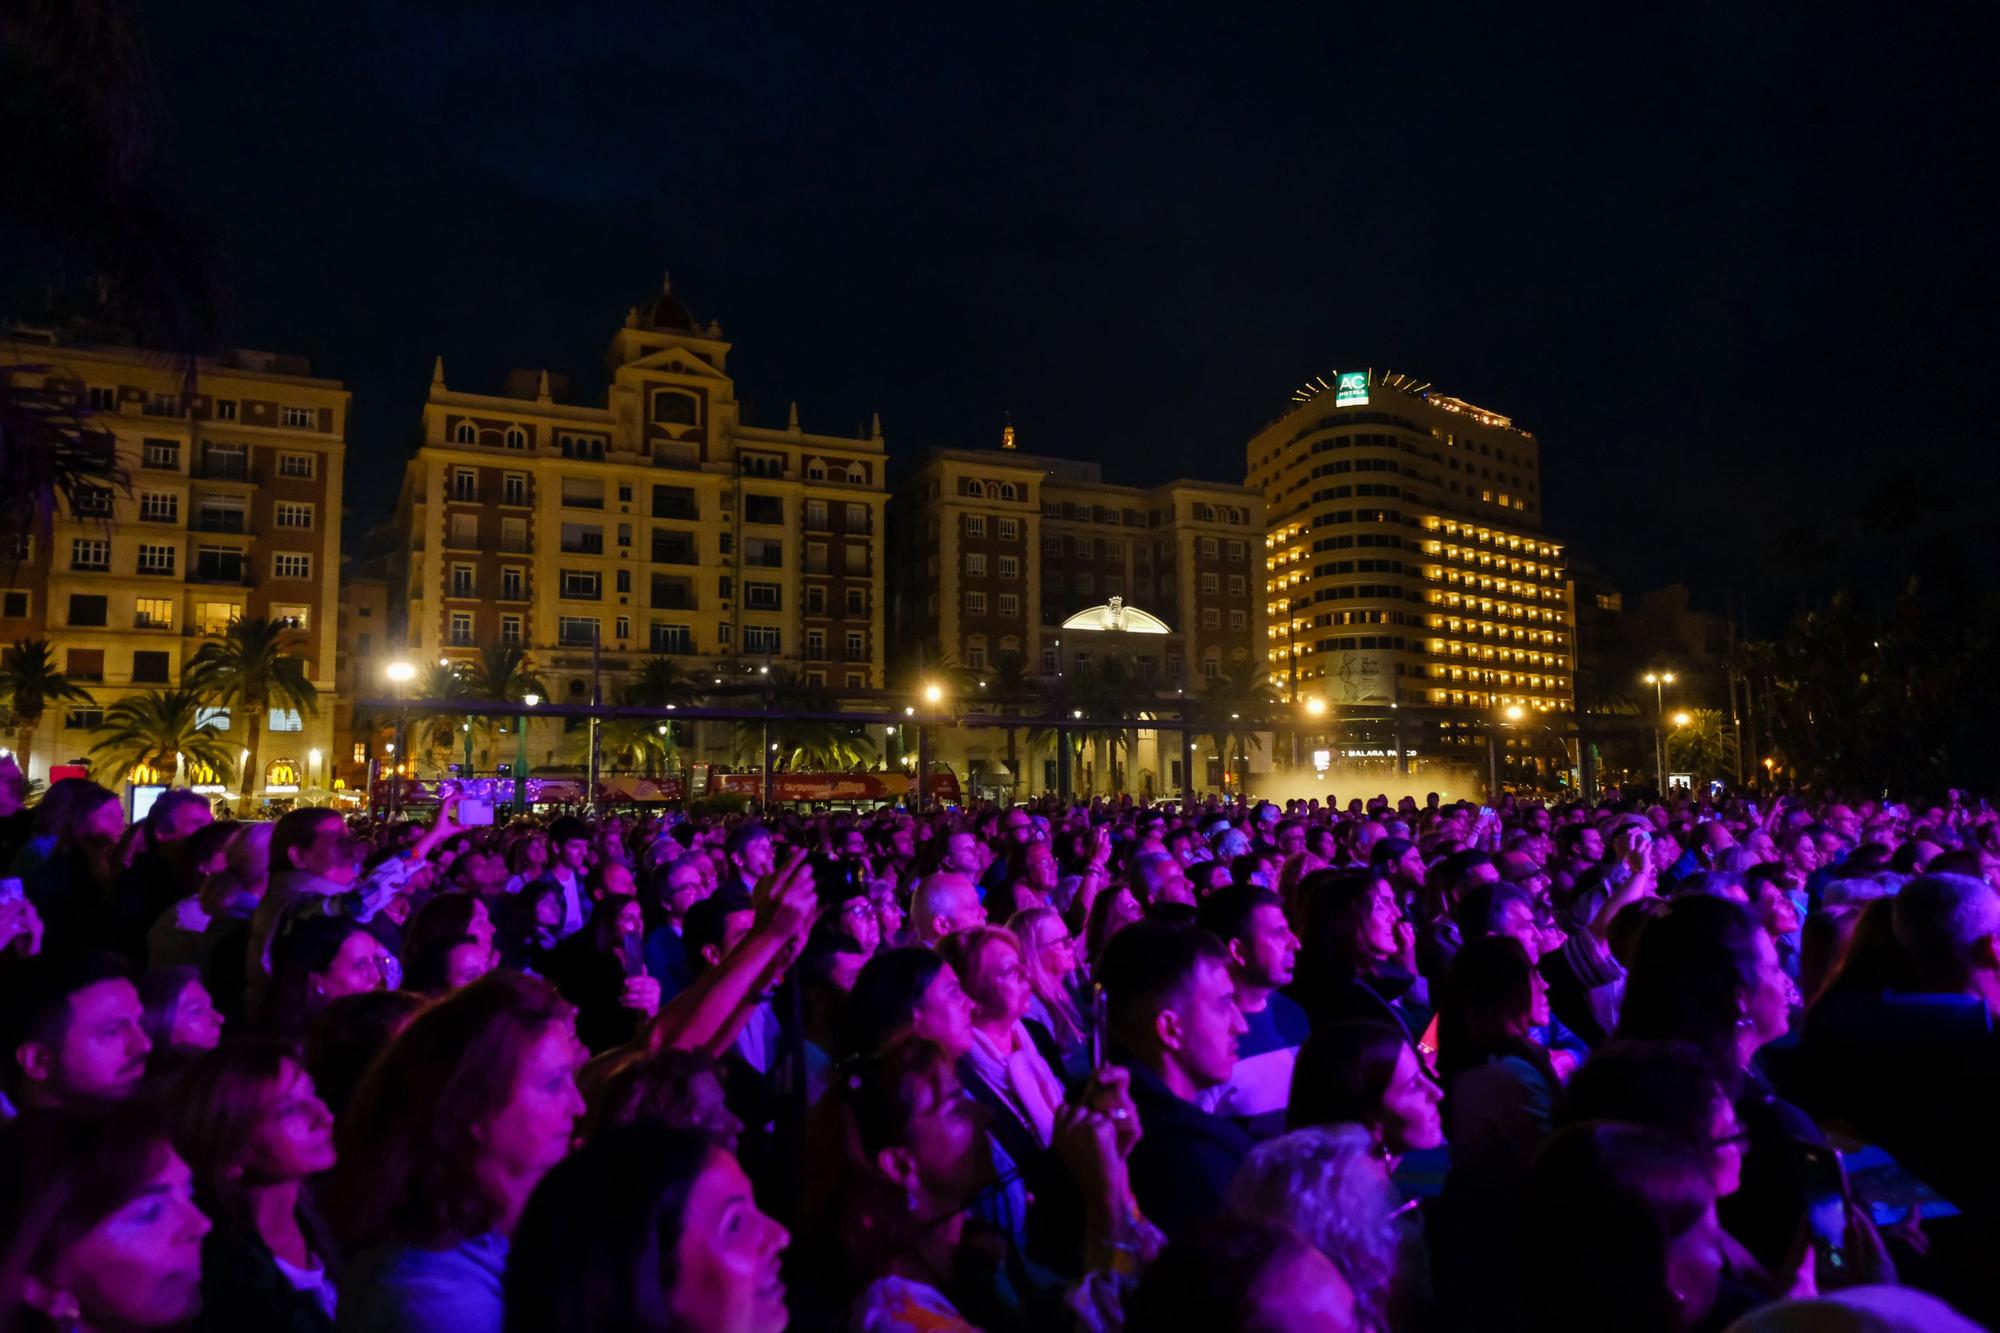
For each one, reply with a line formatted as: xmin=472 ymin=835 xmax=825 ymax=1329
xmin=807 ymin=460 xmax=827 ymax=481
xmin=847 ymin=464 xmax=867 ymax=484
xmin=999 ymin=483 xmax=1017 ymax=501
xmin=652 ymin=390 xmax=698 ymax=425
xmin=453 ymin=421 xmax=475 ymax=444
xmin=505 ymin=427 xmax=526 ymax=449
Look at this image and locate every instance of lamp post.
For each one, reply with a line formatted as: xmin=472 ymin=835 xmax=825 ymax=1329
xmin=1642 ymin=670 xmax=1676 ymax=796
xmin=917 ymin=682 xmax=943 ymax=812
xmin=460 ymin=721 xmax=473 ymax=781
xmin=515 ymin=693 xmax=538 ymax=815
xmin=1669 ymin=710 xmax=1692 ymax=796
xmin=385 ymin=660 xmax=416 ymax=820
xmin=1297 ymin=695 xmax=1326 ymax=772
xmin=307 ymin=747 xmax=321 ymax=804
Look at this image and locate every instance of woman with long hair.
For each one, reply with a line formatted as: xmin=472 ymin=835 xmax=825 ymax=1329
xmin=1290 ymin=868 xmax=1430 ymax=1040
xmin=1616 ymin=894 xmax=1814 ymax=1274
xmin=1007 ymin=905 xmax=1089 ymax=1076
xmin=504 ymin=1124 xmax=788 ymax=1333
xmin=547 ymin=895 xmax=661 ymax=1054
xmin=324 ymin=971 xmax=585 ymax=1333
xmin=0 ymin=1104 xmax=211 ymax=1331
xmin=137 ymin=963 xmax=225 ymax=1077
xmin=399 ymin=894 xmax=498 ymax=997
xmin=168 ymin=1041 xmax=342 ymax=1330
xmin=263 ymin=913 xmax=387 ymax=1041
xmin=1287 ymin=1020 xmax=1444 ymax=1163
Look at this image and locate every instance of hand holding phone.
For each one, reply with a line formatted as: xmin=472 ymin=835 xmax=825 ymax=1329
xmin=1089 ymin=983 xmax=1108 ymax=1072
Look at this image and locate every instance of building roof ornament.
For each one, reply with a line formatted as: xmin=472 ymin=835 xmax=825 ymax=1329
xmin=1060 ymin=599 xmax=1171 ymax=634
xmin=431 ymin=355 xmax=444 ymax=387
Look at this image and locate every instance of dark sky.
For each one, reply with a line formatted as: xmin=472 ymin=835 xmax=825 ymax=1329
xmin=15 ymin=2 xmax=1997 ymax=618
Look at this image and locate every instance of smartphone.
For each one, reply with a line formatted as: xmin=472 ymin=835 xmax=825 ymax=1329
xmin=618 ymin=930 xmax=648 ymax=980
xmin=1797 ymin=1144 xmax=1851 ymax=1276
xmin=459 ymin=796 xmax=495 ymax=827
xmin=1089 ymin=983 xmax=1107 ymax=1072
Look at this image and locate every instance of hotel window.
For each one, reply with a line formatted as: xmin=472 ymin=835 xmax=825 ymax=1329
xmin=558 ymin=616 xmax=599 ymax=646
xmin=1075 ymin=537 xmax=1094 ymax=559
xmin=1227 ymin=540 xmax=1247 ymax=560
xmin=998 ymin=517 xmax=1018 ymax=540
xmin=844 ymin=544 xmax=867 ymax=573
xmin=651 ymin=623 xmax=693 ymax=654
xmin=281 ymin=406 xmax=317 ymax=429
xmin=1229 ymin=609 xmax=1248 ymax=630
xmin=746 ymin=582 xmax=782 ymax=610
xmin=197 ymin=602 xmax=241 ymax=634
xmin=503 ymin=473 xmax=528 ymax=505
xmin=1228 ymin=575 xmax=1247 ymax=596
xmin=451 ymin=468 xmax=477 ymax=501
xmin=271 ymin=604 xmax=309 ymax=630
xmin=560 ymin=570 xmax=601 ymax=600
xmin=137 ymin=544 xmax=176 ymax=575
xmin=268 ymin=706 xmax=305 ymax=732
xmin=275 ymin=502 xmax=314 ymax=529
xmin=744 ymin=626 xmax=781 ymax=655
xmin=1202 ymin=608 xmax=1221 ymax=630
xmin=1198 ymin=537 xmax=1219 ymax=559
xmin=965 ymin=553 xmax=986 ymax=577
xmin=499 ymin=615 xmax=522 ymax=645
xmin=134 ymin=597 xmax=173 ymax=629
xmin=998 ymin=593 xmax=1019 ymax=617
xmin=448 ymin=513 xmax=479 ymax=548
xmin=965 ymin=515 xmax=986 ymax=538
xmin=967 ymin=591 xmax=987 ymax=615
xmin=998 ymin=555 xmax=1019 ymax=579
xmin=805 ymin=586 xmax=826 ymax=615
xmin=805 ymin=629 xmax=825 ymax=659
xmin=505 ymin=427 xmax=527 ymax=450
xmin=1200 ymin=572 xmax=1219 ymax=595
xmin=139 ymin=492 xmax=179 ymax=522
xmin=450 ymin=565 xmax=475 ymax=597
xmin=88 ymin=386 xmax=118 ymax=411
xmin=1043 ymin=534 xmax=1062 ymax=557
xmin=845 ymin=630 xmax=865 ymax=659
xmin=143 ymin=439 xmax=180 ymax=469
xmin=278 ymin=452 xmax=316 ymax=479
xmin=1 ymin=590 xmax=28 ymax=619
xmin=846 ymin=503 xmax=868 ymax=530
xmin=614 ymin=616 xmax=631 ymax=640
xmin=845 ymin=587 xmax=866 ymax=615
xmin=131 ymin=650 xmax=171 ymax=683
xmin=71 ymin=539 xmax=109 ymax=570
xmin=273 ymin=553 xmax=313 ymax=580
xmin=500 ymin=567 xmax=525 ymax=601
xmin=806 ymin=500 xmax=828 ymax=529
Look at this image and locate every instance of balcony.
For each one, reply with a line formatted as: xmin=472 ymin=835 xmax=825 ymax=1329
xmin=195 ymin=457 xmax=251 ymax=483
xmin=559 ymin=538 xmax=604 ymax=555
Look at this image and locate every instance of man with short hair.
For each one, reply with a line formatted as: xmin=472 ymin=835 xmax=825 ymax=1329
xmin=1132 ymin=851 xmax=1194 ymax=908
xmin=1098 ymin=918 xmax=1250 ymax=1240
xmin=3 ymin=951 xmax=151 ymax=1113
xmin=1196 ymin=885 xmax=1308 ymax=1140
xmin=913 ymin=872 xmax=985 ymax=946
xmin=722 ymin=824 xmax=775 ymax=896
xmin=537 ymin=815 xmax=595 ymax=936
xmin=643 ymin=853 xmax=710 ymax=998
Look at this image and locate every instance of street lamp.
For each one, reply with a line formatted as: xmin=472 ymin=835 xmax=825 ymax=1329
xmin=1295 ymin=695 xmax=1327 ymax=769
xmin=385 ymin=660 xmax=416 ymax=820
xmin=1642 ymin=669 xmax=1677 ymax=796
xmin=514 ymin=693 xmax=538 ymax=815
xmin=916 ymin=682 xmax=945 ymax=811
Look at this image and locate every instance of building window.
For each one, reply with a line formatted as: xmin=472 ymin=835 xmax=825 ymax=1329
xmin=88 ymin=386 xmax=118 ymax=411
xmin=805 ymin=586 xmax=826 ymax=615
xmin=2 ymin=590 xmax=30 ymax=619
xmin=651 ymin=624 xmax=693 ymax=654
xmin=998 ymin=593 xmax=1019 ymax=617
xmin=139 ymin=492 xmax=179 ymax=522
xmin=1198 ymin=537 xmax=1219 ymax=559
xmin=1043 ymin=535 xmax=1062 ymax=558
xmin=281 ymin=406 xmax=317 ymax=429
xmin=965 ymin=553 xmax=987 ymax=577
xmin=142 ymin=439 xmax=180 ymax=470
xmin=614 ymin=615 xmax=630 ymax=640
xmin=1075 ymin=537 xmax=1094 ymax=559
xmin=560 ymin=570 xmax=601 ymax=600
xmin=845 ymin=587 xmax=866 ymax=616
xmin=505 ymin=427 xmax=527 ymax=449
xmin=844 ymin=544 xmax=867 ymax=573
xmin=998 ymin=517 xmax=1018 ymax=541
xmin=805 ymin=629 xmax=825 ymax=659
xmin=1228 ymin=609 xmax=1248 ymax=630
xmin=66 ymin=708 xmax=105 ymax=731
xmin=448 ymin=513 xmax=479 ymax=548
xmin=1075 ymin=573 xmax=1094 ymax=596
xmin=132 ymin=650 xmax=170 ymax=683
xmin=965 ymin=514 xmax=986 ymax=538
xmin=846 ymin=503 xmax=868 ymax=530
xmin=1042 ymin=648 xmax=1058 ymax=673
xmin=450 ymin=565 xmax=475 ymax=597
xmin=558 ymin=616 xmax=599 ymax=646
xmin=500 ymin=567 xmax=524 ymax=600
xmin=845 ymin=630 xmax=865 ymax=659
xmin=66 ymin=648 xmax=104 ymax=681
xmin=1200 ymin=572 xmax=1220 ymax=595
xmin=275 ymin=502 xmax=314 ymax=529
xmin=454 ymin=422 xmax=476 ymax=444
xmin=967 ymin=591 xmax=987 ymax=615
xmin=500 ymin=615 xmax=522 ymax=645
xmin=71 ymin=539 xmax=109 ymax=570
xmin=744 ymin=626 xmax=781 ymax=655
xmin=998 ymin=555 xmax=1019 ymax=579
xmin=503 ymin=473 xmax=528 ymax=505
xmin=268 ymin=707 xmax=305 ymax=732
xmin=1227 ymin=539 xmax=1247 ymax=561
xmin=805 ymin=500 xmax=828 ymax=530
xmin=746 ymin=583 xmax=782 ymax=610
xmin=451 ymin=468 xmax=477 ymax=501
xmin=274 ymin=553 xmax=313 ymax=580
xmin=137 ymin=544 xmax=176 ymax=575
xmin=500 ymin=517 xmax=529 ymax=553
xmin=196 ymin=602 xmax=241 ymax=634
xmin=1201 ymin=608 xmax=1221 ymax=630
xmin=278 ymin=452 xmax=316 ymax=479
xmin=271 ymin=604 xmax=308 ymax=631
xmin=1227 ymin=575 xmax=1247 ymax=596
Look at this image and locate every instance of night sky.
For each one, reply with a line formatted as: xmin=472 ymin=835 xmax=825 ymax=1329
xmin=9 ymin=3 xmax=1996 ymax=619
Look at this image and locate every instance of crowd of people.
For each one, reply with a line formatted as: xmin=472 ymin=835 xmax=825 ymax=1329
xmin=2 ymin=748 xmax=1997 ymax=1332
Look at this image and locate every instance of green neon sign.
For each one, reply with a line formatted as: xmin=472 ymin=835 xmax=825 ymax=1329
xmin=1335 ymin=370 xmax=1369 ymax=407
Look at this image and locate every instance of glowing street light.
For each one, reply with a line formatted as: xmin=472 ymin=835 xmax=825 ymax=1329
xmin=923 ymin=682 xmax=944 ymax=706
xmin=385 ymin=661 xmax=416 ymax=685
xmin=1641 ymin=668 xmax=1678 ymax=795
xmin=1673 ymin=711 xmax=1692 ymax=728
xmin=1505 ymin=704 xmax=1524 ymax=722
xmin=1303 ymin=697 xmax=1327 ymax=718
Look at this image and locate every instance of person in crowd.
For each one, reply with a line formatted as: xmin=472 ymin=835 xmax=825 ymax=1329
xmin=1196 ymin=884 xmax=1309 ymax=1141
xmin=547 ymin=894 xmax=662 ymax=1054
xmin=1098 ymin=918 xmax=1251 ymax=1240
xmin=1008 ymin=905 xmax=1091 ymax=1076
xmin=581 ymin=1047 xmax=743 ymax=1151
xmin=264 ymin=913 xmax=388 ymax=1041
xmin=720 ymin=824 xmax=775 ymax=897
xmin=11 ymin=778 xmax=125 ymax=955
xmin=640 ymin=853 xmax=710 ymax=997
xmin=1290 ymin=869 xmax=1430 ymax=1039
xmin=103 ymin=788 xmax=214 ymax=965
xmin=304 ymin=990 xmax=429 ymax=1122
xmin=529 ymin=816 xmax=593 ymax=939
xmin=938 ymin=926 xmax=1066 ymax=1163
xmin=0 ymin=1103 xmax=211 ymax=1330
xmin=169 ymin=1042 xmax=342 ymax=1330
xmin=1524 ymin=1123 xmax=1728 ymax=1333
xmin=3 ymin=950 xmax=152 ymax=1111
xmin=137 ymin=964 xmax=225 ymax=1076
xmin=1287 ymin=1019 xmax=1446 ymax=1163
xmin=142 ymin=816 xmax=237 ymax=972
xmin=1231 ymin=1124 xmax=1410 ymax=1333
xmin=1125 ymin=1215 xmax=1359 ymax=1333
xmin=399 ymin=894 xmax=498 ymax=997
xmin=325 ymin=972 xmax=585 ymax=1333
xmin=1617 ymin=894 xmax=1813 ymax=1274
xmin=505 ymin=1123 xmax=788 ymax=1333
xmin=912 ymin=872 xmax=986 ymax=946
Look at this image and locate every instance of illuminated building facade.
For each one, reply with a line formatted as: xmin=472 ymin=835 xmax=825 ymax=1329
xmin=395 ymin=277 xmax=889 ymax=728
xmin=1246 ymin=369 xmax=1575 ymax=771
xmin=0 ymin=330 xmax=347 ymax=794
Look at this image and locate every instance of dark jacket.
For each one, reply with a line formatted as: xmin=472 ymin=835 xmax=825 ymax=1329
xmin=1118 ymin=1058 xmax=1253 ymax=1243
xmin=194 ymin=1215 xmax=339 ymax=1333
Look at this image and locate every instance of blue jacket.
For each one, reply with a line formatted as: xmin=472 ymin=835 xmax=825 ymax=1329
xmin=336 ymin=1234 xmax=506 ymax=1333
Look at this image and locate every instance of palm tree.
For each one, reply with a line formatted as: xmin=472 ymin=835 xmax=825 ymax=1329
xmin=185 ymin=618 xmax=319 ymax=810
xmin=733 ymin=669 xmax=876 ymax=772
xmin=600 ymin=685 xmax=678 ymax=778
xmin=989 ymin=651 xmax=1035 ymax=795
xmin=0 ymin=638 xmax=95 ymax=774
xmin=406 ymin=660 xmax=473 ymax=774
xmin=90 ymin=688 xmax=235 ymax=788
xmin=1198 ymin=660 xmax=1278 ymax=794
xmin=463 ymin=644 xmax=546 ymax=761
